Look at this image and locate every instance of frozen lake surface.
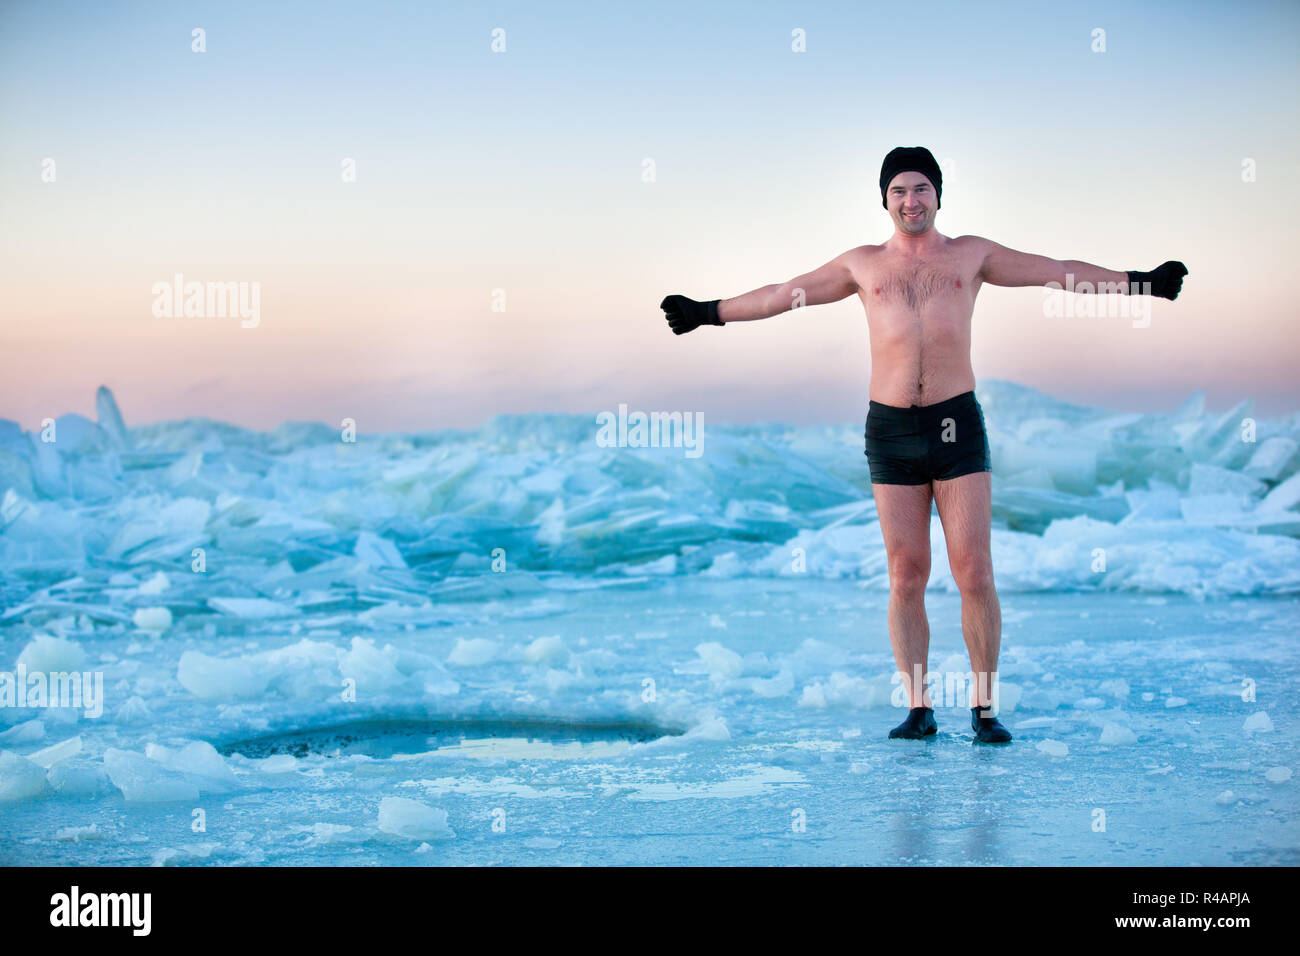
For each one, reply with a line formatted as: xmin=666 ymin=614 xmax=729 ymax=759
xmin=1 ymin=381 xmax=1297 ymax=864
xmin=2 ymin=580 xmax=1296 ymax=866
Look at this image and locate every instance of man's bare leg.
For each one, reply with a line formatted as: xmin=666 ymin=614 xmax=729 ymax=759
xmin=871 ymin=481 xmax=935 ymax=709
xmin=931 ymin=471 xmax=1001 ymax=709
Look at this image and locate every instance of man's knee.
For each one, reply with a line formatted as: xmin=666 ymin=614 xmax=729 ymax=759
xmin=888 ymin=554 xmax=930 ymax=599
xmin=951 ymin=556 xmax=995 ymax=597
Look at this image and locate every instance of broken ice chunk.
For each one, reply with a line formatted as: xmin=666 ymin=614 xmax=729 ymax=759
xmin=17 ymin=633 xmax=86 ymax=672
xmin=378 ymin=796 xmax=455 ymax=841
xmin=54 ymin=823 xmax=105 ymax=842
xmin=354 ymin=530 xmax=408 ymax=569
xmin=132 ymin=607 xmax=172 ymax=632
xmin=177 ymin=650 xmax=272 ymax=699
xmin=116 ymin=695 xmax=153 ymax=724
xmin=167 ymin=741 xmax=240 ymax=791
xmin=339 ymin=637 xmax=406 ymax=691
xmin=102 ymin=748 xmax=200 ymax=803
xmin=1187 ymin=463 xmax=1265 ymax=499
xmin=680 ymin=642 xmax=744 ymax=680
xmin=1243 ymin=437 xmax=1297 ymax=482
xmin=207 ymin=597 xmax=297 ymax=619
xmin=136 ymin=571 xmax=170 ymax=595
xmin=253 ymin=754 xmax=298 ymax=773
xmin=446 ymin=638 xmax=499 ymax=666
xmin=0 ymin=750 xmax=49 ymax=802
xmin=1259 ymin=472 xmax=1300 ymax=513
xmin=105 ymin=497 xmax=210 ymax=563
xmin=48 ymin=762 xmax=109 ymax=796
xmin=1097 ymin=678 xmax=1131 ymax=699
xmin=1242 ymin=712 xmax=1274 ymax=733
xmin=95 ymin=385 xmax=131 ymax=450
xmin=1099 ymin=723 xmax=1137 ymax=746
xmin=0 ymin=720 xmax=45 ymax=745
xmin=27 ymin=735 xmax=81 ymax=768
xmin=522 ymin=636 xmax=569 ymax=666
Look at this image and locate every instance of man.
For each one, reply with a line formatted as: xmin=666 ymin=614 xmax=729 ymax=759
xmin=660 ymin=145 xmax=1187 ymax=744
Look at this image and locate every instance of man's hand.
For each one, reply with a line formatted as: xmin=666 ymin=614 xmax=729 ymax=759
xmin=660 ymin=294 xmax=723 ymax=335
xmin=1126 ymin=261 xmax=1188 ymax=300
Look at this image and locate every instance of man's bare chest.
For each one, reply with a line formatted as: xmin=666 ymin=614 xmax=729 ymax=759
xmin=863 ymin=258 xmax=976 ymax=313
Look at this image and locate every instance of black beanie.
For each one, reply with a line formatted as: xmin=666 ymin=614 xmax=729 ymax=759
xmin=880 ymin=146 xmax=943 ymax=210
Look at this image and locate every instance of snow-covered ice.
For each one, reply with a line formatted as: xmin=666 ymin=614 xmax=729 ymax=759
xmin=1 ymin=381 xmax=1297 ymax=865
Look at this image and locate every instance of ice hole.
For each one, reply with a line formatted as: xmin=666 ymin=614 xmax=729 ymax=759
xmin=215 ymin=716 xmax=682 ymax=760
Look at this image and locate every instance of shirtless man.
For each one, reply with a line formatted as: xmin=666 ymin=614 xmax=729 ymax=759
xmin=660 ymin=145 xmax=1188 ymax=744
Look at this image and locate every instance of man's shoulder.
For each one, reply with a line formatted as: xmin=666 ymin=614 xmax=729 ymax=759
xmin=951 ymin=234 xmax=994 ymax=253
xmin=853 ymin=235 xmax=991 ymax=252
xmin=845 ymin=243 xmax=885 ymax=262
xmin=840 ymin=245 xmax=882 ymax=286
xmin=848 ymin=237 xmax=987 ymax=263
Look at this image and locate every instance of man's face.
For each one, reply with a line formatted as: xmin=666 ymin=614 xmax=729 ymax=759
xmin=887 ymin=172 xmax=937 ymax=234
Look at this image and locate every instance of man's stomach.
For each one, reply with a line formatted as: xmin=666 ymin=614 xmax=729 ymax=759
xmin=865 ymin=310 xmax=976 ymax=407
xmin=867 ymin=359 xmax=977 ymax=408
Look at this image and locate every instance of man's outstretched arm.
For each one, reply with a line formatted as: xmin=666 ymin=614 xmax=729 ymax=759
xmin=661 ymin=248 xmax=860 ymax=335
xmin=975 ymin=237 xmax=1187 ymax=299
xmin=719 ymin=248 xmax=861 ymax=321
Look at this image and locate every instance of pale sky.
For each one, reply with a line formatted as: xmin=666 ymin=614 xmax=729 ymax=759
xmin=2 ymin=0 xmax=1297 ymax=430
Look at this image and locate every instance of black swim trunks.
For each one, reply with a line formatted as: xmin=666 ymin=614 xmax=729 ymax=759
xmin=864 ymin=390 xmax=992 ymax=484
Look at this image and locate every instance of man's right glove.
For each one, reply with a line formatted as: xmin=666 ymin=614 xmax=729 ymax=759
xmin=1125 ymin=261 xmax=1188 ymax=300
xmin=661 ymin=294 xmax=723 ymax=335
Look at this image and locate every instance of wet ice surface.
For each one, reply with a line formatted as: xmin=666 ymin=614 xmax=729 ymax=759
xmin=1 ymin=580 xmax=1296 ymax=866
xmin=1 ymin=381 xmax=1298 ymax=864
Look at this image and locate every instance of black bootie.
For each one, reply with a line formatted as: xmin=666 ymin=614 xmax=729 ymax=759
xmin=970 ymin=705 xmax=1012 ymax=744
xmin=888 ymin=706 xmax=938 ymax=739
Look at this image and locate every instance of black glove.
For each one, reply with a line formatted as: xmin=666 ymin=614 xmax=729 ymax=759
xmin=1125 ymin=261 xmax=1188 ymax=300
xmin=661 ymin=294 xmax=723 ymax=335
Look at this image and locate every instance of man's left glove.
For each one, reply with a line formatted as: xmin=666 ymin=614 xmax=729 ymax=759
xmin=1125 ymin=261 xmax=1188 ymax=300
xmin=661 ymin=294 xmax=723 ymax=335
